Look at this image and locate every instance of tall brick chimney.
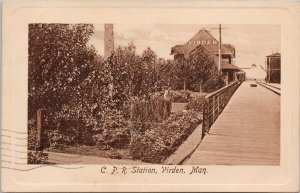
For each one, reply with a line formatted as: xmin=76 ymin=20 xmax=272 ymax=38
xmin=104 ymin=24 xmax=114 ymax=60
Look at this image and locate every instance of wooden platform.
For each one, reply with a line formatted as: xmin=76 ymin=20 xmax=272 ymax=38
xmin=186 ymin=81 xmax=280 ymax=165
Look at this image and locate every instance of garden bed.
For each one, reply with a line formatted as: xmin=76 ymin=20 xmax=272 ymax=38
xmin=39 ymin=110 xmax=203 ymax=164
xmin=29 ymin=92 xmax=206 ymax=164
xmin=129 ymin=110 xmax=202 ymax=163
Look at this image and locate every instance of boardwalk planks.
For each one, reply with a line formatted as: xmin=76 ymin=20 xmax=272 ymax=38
xmin=187 ymin=81 xmax=280 ymax=165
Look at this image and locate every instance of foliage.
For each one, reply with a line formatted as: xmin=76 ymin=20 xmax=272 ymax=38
xmin=129 ymin=111 xmax=202 ymax=163
xmin=141 ymin=47 xmax=163 ymax=93
xmin=202 ymin=74 xmax=226 ymax=93
xmin=187 ymin=47 xmax=219 ymax=89
xmin=28 ymin=119 xmax=38 ymax=150
xmin=28 ymin=24 xmax=110 ymax=119
xmin=173 ymin=55 xmax=192 ymax=90
xmin=157 ymin=59 xmax=176 ymax=88
xmin=170 ymin=46 xmax=225 ymax=92
xmin=171 ymin=90 xmax=191 ymax=103
xmin=47 ymin=130 xmax=76 ymax=149
xmin=28 ymin=151 xmax=48 ymax=164
xmin=28 ymin=24 xmax=226 ymax=157
xmin=92 ymin=109 xmax=131 ymax=149
xmin=38 ymin=117 xmax=97 ymax=150
xmin=107 ymin=44 xmax=141 ymax=109
xmin=108 ymin=46 xmax=164 ymax=110
xmin=186 ymin=93 xmax=207 ymax=112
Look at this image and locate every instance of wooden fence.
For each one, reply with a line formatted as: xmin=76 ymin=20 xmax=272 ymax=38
xmin=130 ymin=96 xmax=171 ymax=123
xmin=202 ymin=80 xmax=240 ymax=138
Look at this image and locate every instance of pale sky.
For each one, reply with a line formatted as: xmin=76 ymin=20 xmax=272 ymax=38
xmin=88 ymin=24 xmax=280 ymax=79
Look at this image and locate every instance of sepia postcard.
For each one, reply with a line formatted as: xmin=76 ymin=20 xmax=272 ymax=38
xmin=1 ymin=0 xmax=300 ymax=192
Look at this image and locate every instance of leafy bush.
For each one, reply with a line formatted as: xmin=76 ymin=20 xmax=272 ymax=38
xmin=28 ymin=151 xmax=48 ymax=164
xmin=28 ymin=118 xmax=72 ymax=150
xmin=203 ymin=75 xmax=225 ymax=93
xmin=34 ymin=108 xmax=132 ymax=151
xmin=129 ymin=110 xmax=202 ymax=163
xmin=171 ymin=90 xmax=191 ymax=103
xmin=186 ymin=93 xmax=207 ymax=112
xmin=47 ymin=130 xmax=77 ymax=149
xmin=45 ymin=118 xmax=95 ymax=149
xmin=28 ymin=119 xmax=38 ymax=150
xmin=93 ymin=109 xmax=131 ymax=149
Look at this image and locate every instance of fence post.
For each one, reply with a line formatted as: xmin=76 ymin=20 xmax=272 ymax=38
xmin=212 ymin=97 xmax=215 ymax=122
xmin=130 ymin=100 xmax=133 ymax=121
xmin=36 ymin=109 xmax=43 ymax=151
xmin=217 ymin=95 xmax=220 ymax=116
xmin=202 ymin=101 xmax=207 ymax=138
xmin=202 ymin=81 xmax=240 ymax=139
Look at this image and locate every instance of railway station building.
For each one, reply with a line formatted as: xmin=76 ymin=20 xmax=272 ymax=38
xmin=171 ymin=28 xmax=245 ymax=83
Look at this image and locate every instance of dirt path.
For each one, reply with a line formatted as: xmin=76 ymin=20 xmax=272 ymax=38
xmin=46 ymin=151 xmax=151 ymax=165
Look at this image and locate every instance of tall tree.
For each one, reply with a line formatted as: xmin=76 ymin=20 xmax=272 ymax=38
xmin=172 ymin=46 xmax=225 ymax=92
xmin=187 ymin=46 xmax=224 ymax=92
xmin=108 ymin=44 xmax=143 ymax=109
xmin=28 ymin=24 xmax=108 ymax=118
xmin=174 ymin=54 xmax=191 ymax=90
xmin=141 ymin=47 xmax=160 ymax=94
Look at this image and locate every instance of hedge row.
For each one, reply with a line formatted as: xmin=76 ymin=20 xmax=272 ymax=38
xmin=186 ymin=93 xmax=207 ymax=112
xmin=129 ymin=110 xmax=202 ymax=163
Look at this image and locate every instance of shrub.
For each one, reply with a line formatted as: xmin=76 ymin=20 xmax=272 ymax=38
xmin=129 ymin=110 xmax=202 ymax=163
xmin=43 ymin=117 xmax=97 ymax=149
xmin=186 ymin=93 xmax=207 ymax=112
xmin=92 ymin=128 xmax=130 ymax=149
xmin=28 ymin=151 xmax=48 ymax=164
xmin=171 ymin=90 xmax=191 ymax=103
xmin=203 ymin=75 xmax=225 ymax=93
xmin=93 ymin=109 xmax=131 ymax=149
xmin=47 ymin=130 xmax=76 ymax=149
xmin=28 ymin=119 xmax=38 ymax=150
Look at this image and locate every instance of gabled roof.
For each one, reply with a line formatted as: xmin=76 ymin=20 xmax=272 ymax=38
xmin=221 ymin=60 xmax=240 ymax=70
xmin=222 ymin=44 xmax=235 ymax=57
xmin=171 ymin=28 xmax=235 ymax=58
xmin=186 ymin=45 xmax=240 ymax=70
xmin=211 ymin=53 xmax=240 ymax=70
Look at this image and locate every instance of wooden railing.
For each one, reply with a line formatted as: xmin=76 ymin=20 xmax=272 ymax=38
xmin=202 ymin=80 xmax=240 ymax=138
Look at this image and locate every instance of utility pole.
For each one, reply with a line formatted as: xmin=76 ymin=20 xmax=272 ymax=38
xmin=36 ymin=109 xmax=42 ymax=151
xmin=212 ymin=24 xmax=227 ymax=74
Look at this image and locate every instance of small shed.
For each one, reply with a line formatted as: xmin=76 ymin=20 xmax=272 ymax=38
xmin=266 ymin=53 xmax=281 ymax=83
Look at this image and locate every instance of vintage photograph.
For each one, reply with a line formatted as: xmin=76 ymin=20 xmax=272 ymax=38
xmin=3 ymin=0 xmax=300 ymax=191
xmin=27 ymin=23 xmax=281 ymax=165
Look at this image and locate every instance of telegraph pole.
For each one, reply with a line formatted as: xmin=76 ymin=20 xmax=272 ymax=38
xmin=212 ymin=24 xmax=227 ymax=74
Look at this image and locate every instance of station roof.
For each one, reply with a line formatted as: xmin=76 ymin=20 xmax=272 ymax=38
xmin=173 ymin=44 xmax=240 ymax=70
xmin=213 ymin=55 xmax=240 ymax=70
xmin=171 ymin=28 xmax=235 ymax=58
